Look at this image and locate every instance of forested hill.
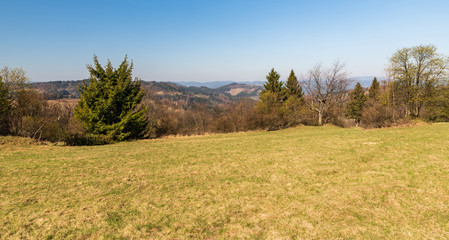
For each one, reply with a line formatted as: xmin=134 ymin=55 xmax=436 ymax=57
xmin=30 ymin=80 xmax=263 ymax=104
xmin=30 ymin=77 xmax=374 ymax=102
xmin=31 ymin=80 xmax=83 ymax=99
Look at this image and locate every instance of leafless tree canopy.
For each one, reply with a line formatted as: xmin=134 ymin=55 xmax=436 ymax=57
xmin=303 ymin=61 xmax=351 ymax=125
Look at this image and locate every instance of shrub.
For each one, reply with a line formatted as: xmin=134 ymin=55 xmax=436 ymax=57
xmin=65 ymin=133 xmax=113 ymax=146
xmin=254 ymin=91 xmax=285 ymax=130
xmin=361 ymin=101 xmax=393 ymax=128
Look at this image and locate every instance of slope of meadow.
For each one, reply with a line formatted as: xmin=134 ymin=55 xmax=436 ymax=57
xmin=1 ymin=124 xmax=449 ymax=239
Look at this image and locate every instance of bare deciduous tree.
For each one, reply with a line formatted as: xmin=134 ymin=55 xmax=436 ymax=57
xmin=303 ymin=61 xmax=351 ymax=125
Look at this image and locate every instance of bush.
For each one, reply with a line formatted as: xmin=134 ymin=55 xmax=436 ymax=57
xmin=65 ymin=133 xmax=113 ymax=146
xmin=211 ymin=100 xmax=256 ymax=133
xmin=254 ymin=92 xmax=285 ymax=130
xmin=281 ymin=96 xmax=302 ymax=127
xmin=322 ymin=104 xmax=350 ymax=127
xmin=361 ymin=101 xmax=393 ymax=128
xmin=41 ymin=122 xmax=67 ymax=142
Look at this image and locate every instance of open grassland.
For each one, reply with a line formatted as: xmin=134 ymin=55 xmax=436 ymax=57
xmin=2 ymin=124 xmax=449 ymax=239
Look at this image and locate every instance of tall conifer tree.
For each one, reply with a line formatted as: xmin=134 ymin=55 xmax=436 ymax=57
xmin=75 ymin=56 xmax=147 ymax=141
xmin=368 ymin=77 xmax=380 ymax=100
xmin=262 ymin=68 xmax=283 ymax=96
xmin=346 ymin=82 xmax=366 ymax=125
xmin=284 ymin=69 xmax=303 ymax=100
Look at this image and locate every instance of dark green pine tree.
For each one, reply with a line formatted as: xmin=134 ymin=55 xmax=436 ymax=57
xmin=262 ymin=68 xmax=283 ymax=95
xmin=368 ymin=77 xmax=380 ymax=100
xmin=75 ymin=56 xmax=147 ymax=141
xmin=0 ymin=76 xmax=10 ymax=135
xmin=284 ymin=69 xmax=303 ymax=100
xmin=346 ymin=82 xmax=366 ymax=125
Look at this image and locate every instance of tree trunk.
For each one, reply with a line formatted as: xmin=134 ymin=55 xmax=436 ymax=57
xmin=414 ymin=104 xmax=420 ymax=117
xmin=318 ymin=110 xmax=323 ymax=126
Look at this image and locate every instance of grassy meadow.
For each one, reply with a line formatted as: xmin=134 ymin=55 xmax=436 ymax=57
xmin=1 ymin=123 xmax=449 ymax=239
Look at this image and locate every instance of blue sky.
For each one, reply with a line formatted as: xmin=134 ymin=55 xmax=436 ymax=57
xmin=1 ymin=0 xmax=448 ymax=82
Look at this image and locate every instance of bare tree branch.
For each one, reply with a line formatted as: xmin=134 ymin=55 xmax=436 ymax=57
xmin=303 ymin=61 xmax=351 ymax=125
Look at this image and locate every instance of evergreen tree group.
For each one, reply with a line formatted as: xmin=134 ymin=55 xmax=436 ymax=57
xmin=261 ymin=68 xmax=304 ymax=101
xmin=257 ymin=68 xmax=306 ymax=129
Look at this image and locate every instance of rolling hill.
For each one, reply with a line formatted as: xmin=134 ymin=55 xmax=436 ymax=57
xmin=30 ymin=80 xmax=263 ymax=107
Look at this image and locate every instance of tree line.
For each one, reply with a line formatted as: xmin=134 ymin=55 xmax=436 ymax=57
xmin=348 ymin=45 xmax=449 ymax=127
xmin=0 ymin=44 xmax=448 ymax=145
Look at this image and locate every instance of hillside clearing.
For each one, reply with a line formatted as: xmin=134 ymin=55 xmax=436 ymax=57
xmin=1 ymin=124 xmax=449 ymax=239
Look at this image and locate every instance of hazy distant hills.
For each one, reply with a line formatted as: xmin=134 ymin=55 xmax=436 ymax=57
xmin=30 ymin=80 xmax=263 ymax=107
xmin=31 ymin=80 xmax=83 ymax=99
xmin=142 ymin=81 xmax=262 ymax=107
xmin=173 ymin=77 xmax=381 ymax=89
xmin=30 ymin=77 xmax=380 ymax=104
xmin=174 ymin=81 xmax=264 ymax=89
xmin=351 ymin=76 xmax=386 ymax=87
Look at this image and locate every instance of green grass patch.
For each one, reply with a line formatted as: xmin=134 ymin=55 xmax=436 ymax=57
xmin=1 ymin=123 xmax=449 ymax=238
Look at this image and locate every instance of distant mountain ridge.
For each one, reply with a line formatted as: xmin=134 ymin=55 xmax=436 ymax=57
xmin=31 ymin=80 xmax=84 ymax=99
xmin=30 ymin=80 xmax=263 ymax=107
xmin=173 ymin=81 xmax=264 ymax=89
xmin=30 ymin=77 xmax=379 ymax=103
xmin=351 ymin=76 xmax=386 ymax=87
xmin=172 ymin=77 xmax=382 ymax=89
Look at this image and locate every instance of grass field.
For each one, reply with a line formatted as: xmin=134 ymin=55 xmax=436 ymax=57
xmin=1 ymin=123 xmax=449 ymax=239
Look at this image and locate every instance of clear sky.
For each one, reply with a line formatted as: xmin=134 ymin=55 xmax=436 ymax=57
xmin=1 ymin=0 xmax=449 ymax=82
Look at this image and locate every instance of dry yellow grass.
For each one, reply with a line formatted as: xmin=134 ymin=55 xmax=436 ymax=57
xmin=1 ymin=123 xmax=449 ymax=239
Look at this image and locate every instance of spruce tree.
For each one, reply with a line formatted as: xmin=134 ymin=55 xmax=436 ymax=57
xmin=368 ymin=77 xmax=380 ymax=100
xmin=75 ymin=56 xmax=147 ymax=141
xmin=262 ymin=68 xmax=283 ymax=96
xmin=284 ymin=69 xmax=303 ymax=100
xmin=257 ymin=68 xmax=285 ymax=129
xmin=346 ymin=82 xmax=366 ymax=125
